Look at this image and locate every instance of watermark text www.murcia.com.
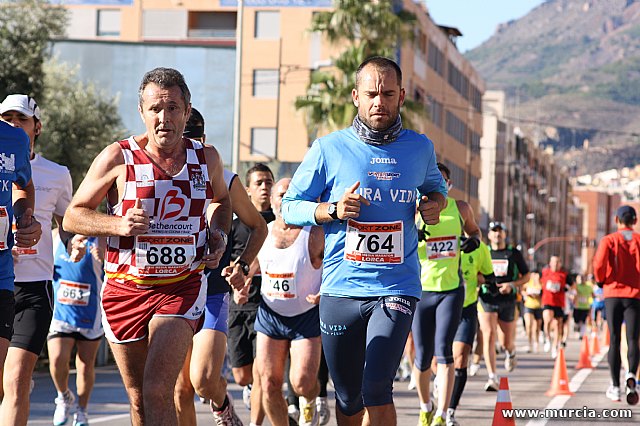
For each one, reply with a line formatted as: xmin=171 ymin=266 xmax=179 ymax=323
xmin=502 ymin=406 xmax=633 ymax=419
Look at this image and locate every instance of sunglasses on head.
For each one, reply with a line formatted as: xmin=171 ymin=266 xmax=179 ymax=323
xmin=489 ymin=222 xmax=505 ymax=231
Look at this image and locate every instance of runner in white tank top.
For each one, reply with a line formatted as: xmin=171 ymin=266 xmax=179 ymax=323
xmin=252 ymin=178 xmax=325 ymax=426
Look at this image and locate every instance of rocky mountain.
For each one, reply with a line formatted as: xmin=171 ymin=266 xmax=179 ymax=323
xmin=464 ymin=0 xmax=640 ymax=175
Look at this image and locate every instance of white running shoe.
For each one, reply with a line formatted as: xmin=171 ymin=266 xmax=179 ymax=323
xmin=606 ymin=385 xmax=621 ymax=402
xmin=408 ymin=374 xmax=417 ymax=390
xmin=242 ymin=385 xmax=251 ymax=410
xmin=73 ymin=408 xmax=89 ymax=426
xmin=505 ymin=352 xmax=517 ymax=372
xmin=299 ymin=396 xmax=319 ymax=426
xmin=551 ymin=347 xmax=558 ymax=360
xmin=469 ymin=363 xmax=481 ymax=377
xmin=484 ymin=377 xmax=499 ymax=392
xmin=211 ymin=393 xmax=243 ymax=426
xmin=53 ymin=390 xmax=76 ymax=426
xmin=544 ymin=340 xmax=551 ymax=353
xmin=446 ymin=410 xmax=460 ymax=426
xmin=626 ymin=372 xmax=639 ymax=405
xmin=316 ymin=396 xmax=330 ymax=425
xmin=288 ymin=403 xmax=300 ymax=423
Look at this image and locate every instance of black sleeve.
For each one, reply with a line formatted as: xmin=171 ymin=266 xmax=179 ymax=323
xmin=511 ymin=248 xmax=530 ymax=276
xmin=230 ymin=218 xmax=249 ymax=262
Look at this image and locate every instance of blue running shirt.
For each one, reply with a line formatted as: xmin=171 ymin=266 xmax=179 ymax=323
xmin=282 ymin=127 xmax=446 ymax=299
xmin=0 ymin=121 xmax=32 ymax=291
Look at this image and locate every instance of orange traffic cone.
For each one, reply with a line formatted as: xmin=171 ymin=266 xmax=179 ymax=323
xmin=492 ymin=377 xmax=516 ymax=426
xmin=575 ymin=334 xmax=593 ymax=369
xmin=546 ymin=347 xmax=574 ymax=396
xmin=590 ymin=330 xmax=601 ymax=355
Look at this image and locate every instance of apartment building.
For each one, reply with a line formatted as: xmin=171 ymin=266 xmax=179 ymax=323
xmin=58 ymin=0 xmax=484 ymax=201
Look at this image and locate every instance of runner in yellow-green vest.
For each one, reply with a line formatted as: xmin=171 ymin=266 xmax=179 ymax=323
xmin=412 ymin=163 xmax=482 ymax=426
xmin=573 ymin=274 xmax=593 ymax=339
xmin=447 ymin=241 xmax=495 ymax=421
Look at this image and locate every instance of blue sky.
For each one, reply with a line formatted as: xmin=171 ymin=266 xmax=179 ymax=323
xmin=425 ymin=0 xmax=546 ymax=53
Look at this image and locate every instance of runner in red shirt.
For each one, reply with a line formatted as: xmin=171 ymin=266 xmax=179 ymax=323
xmin=540 ymin=255 xmax=569 ymax=359
xmin=593 ymin=205 xmax=640 ymax=405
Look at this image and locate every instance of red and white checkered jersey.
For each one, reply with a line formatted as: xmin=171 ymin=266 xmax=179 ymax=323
xmin=104 ymin=137 xmax=214 ymax=287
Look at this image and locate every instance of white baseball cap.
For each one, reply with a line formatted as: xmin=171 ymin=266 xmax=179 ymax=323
xmin=0 ymin=94 xmax=41 ymax=120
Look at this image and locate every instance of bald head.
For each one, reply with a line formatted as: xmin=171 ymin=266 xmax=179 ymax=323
xmin=272 ymin=178 xmax=291 ymax=217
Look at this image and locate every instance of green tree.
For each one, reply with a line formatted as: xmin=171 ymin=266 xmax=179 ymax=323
xmin=295 ymin=0 xmax=420 ymax=138
xmin=38 ymin=61 xmax=126 ymax=190
xmin=0 ymin=0 xmax=67 ymax=100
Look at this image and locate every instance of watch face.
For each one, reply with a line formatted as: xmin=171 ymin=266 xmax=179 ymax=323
xmin=328 ymin=204 xmax=336 ymax=214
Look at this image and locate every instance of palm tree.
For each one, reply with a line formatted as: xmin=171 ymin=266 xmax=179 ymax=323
xmin=295 ymin=0 xmax=422 ymax=138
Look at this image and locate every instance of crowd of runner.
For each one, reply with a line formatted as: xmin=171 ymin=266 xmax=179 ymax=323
xmin=0 ymin=57 xmax=639 ymax=426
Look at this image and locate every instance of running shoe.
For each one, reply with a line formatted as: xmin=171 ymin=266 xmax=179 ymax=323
xmin=606 ymin=385 xmax=621 ymax=402
xmin=484 ymin=377 xmax=499 ymax=392
xmin=626 ymin=372 xmax=639 ymax=405
xmin=53 ymin=390 xmax=76 ymax=426
xmin=288 ymin=403 xmax=301 ymax=423
xmin=430 ymin=415 xmax=446 ymax=426
xmin=446 ymin=409 xmax=459 ymax=426
xmin=543 ymin=339 xmax=551 ymax=353
xmin=505 ymin=351 xmax=517 ymax=372
xmin=419 ymin=406 xmax=435 ymax=426
xmin=316 ymin=396 xmax=330 ymax=425
xmin=73 ymin=408 xmax=89 ymax=426
xmin=299 ymin=397 xmax=319 ymax=426
xmin=469 ymin=363 xmax=481 ymax=377
xmin=408 ymin=373 xmax=417 ymax=390
xmin=242 ymin=384 xmax=252 ymax=410
xmin=211 ymin=393 xmax=243 ymax=426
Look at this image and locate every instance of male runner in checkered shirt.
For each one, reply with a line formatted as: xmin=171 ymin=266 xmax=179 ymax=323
xmin=63 ymin=68 xmax=232 ymax=425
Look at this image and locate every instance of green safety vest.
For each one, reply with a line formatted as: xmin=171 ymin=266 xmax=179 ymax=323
xmin=418 ymin=198 xmax=463 ymax=292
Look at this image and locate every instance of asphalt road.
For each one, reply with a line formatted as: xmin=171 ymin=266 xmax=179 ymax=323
xmin=26 ymin=326 xmax=640 ymax=425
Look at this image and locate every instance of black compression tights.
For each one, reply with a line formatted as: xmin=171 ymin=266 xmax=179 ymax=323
xmin=605 ymin=297 xmax=640 ymax=386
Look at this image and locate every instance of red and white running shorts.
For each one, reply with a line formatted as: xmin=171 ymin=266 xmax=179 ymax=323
xmin=101 ymin=274 xmax=206 ymax=343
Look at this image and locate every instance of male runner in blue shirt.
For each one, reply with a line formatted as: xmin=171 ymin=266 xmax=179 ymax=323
xmin=282 ymin=56 xmax=447 ymax=426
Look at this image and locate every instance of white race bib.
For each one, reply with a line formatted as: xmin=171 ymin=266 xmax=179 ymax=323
xmin=492 ymin=259 xmax=509 ymax=277
xmin=527 ymin=287 xmax=542 ymax=296
xmin=426 ymin=235 xmax=458 ymax=260
xmin=0 ymin=207 xmax=8 ymax=250
xmin=545 ymin=281 xmax=561 ymax=293
xmin=135 ymin=234 xmax=196 ymax=276
xmin=344 ymin=219 xmax=403 ymax=264
xmin=264 ymin=272 xmax=297 ymax=300
xmin=57 ymin=280 xmax=91 ymax=306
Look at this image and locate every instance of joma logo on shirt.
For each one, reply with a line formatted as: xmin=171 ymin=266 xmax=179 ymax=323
xmin=370 ymin=157 xmax=397 ymax=165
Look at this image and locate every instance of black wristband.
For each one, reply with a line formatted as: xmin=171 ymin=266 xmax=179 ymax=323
xmin=328 ymin=202 xmax=339 ymax=220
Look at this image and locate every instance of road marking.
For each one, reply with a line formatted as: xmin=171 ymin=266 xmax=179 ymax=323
xmin=525 ymin=346 xmax=608 ymax=426
xmin=27 ymin=412 xmax=130 ymax=424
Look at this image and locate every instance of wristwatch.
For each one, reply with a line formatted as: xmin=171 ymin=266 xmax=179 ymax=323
xmin=327 ymin=202 xmax=339 ymax=220
xmin=236 ymin=259 xmax=250 ymax=276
